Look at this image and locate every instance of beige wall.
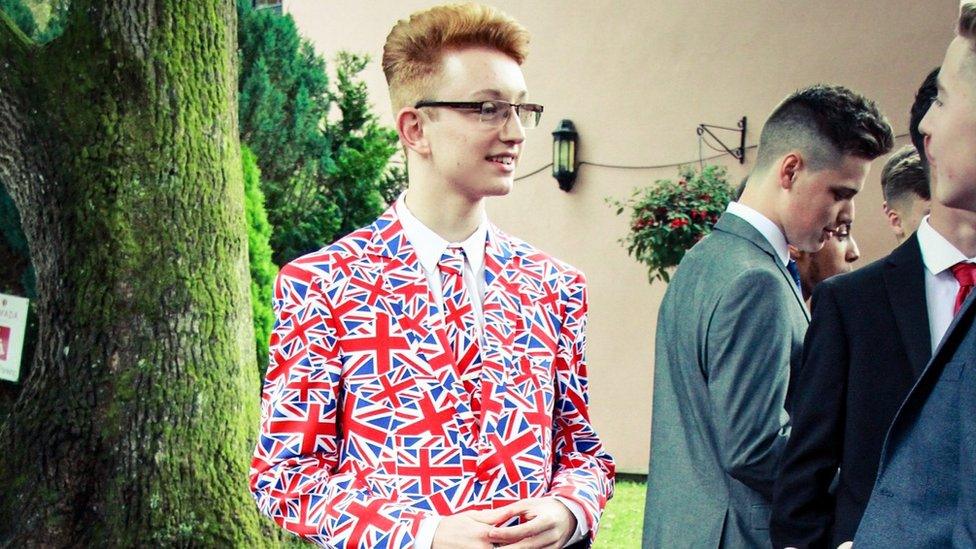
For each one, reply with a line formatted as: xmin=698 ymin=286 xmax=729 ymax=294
xmin=285 ymin=0 xmax=958 ymax=473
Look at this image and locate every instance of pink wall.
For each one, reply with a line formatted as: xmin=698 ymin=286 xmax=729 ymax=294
xmin=286 ymin=0 xmax=959 ymax=473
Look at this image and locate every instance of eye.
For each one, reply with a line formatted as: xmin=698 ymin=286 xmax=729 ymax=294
xmin=480 ymin=101 xmax=501 ymax=116
xmin=832 ymin=188 xmax=855 ymax=201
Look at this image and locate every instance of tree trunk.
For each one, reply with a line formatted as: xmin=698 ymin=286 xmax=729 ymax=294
xmin=0 ymin=2 xmax=266 ymax=545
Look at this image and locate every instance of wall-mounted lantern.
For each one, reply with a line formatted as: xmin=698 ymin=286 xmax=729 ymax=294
xmin=552 ymin=119 xmax=578 ymax=192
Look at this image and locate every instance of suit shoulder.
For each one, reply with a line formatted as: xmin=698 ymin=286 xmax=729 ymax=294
xmin=816 ymin=254 xmax=889 ymax=296
xmin=277 ymin=225 xmax=373 ymax=286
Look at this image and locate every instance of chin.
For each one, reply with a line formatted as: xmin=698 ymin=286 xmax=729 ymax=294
xmin=802 ymin=240 xmax=827 ymax=254
xmin=936 ymin=183 xmax=976 ymax=213
xmin=483 ymin=179 xmax=514 ymax=197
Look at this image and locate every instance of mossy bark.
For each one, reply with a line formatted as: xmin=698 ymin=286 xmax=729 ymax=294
xmin=0 ymin=2 xmax=267 ymax=545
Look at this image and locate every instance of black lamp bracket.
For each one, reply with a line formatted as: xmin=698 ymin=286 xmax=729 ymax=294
xmin=696 ymin=117 xmax=747 ymax=164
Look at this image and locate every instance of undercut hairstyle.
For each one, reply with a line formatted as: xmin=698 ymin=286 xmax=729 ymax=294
xmin=909 ymin=67 xmax=939 ymax=171
xmin=881 ymin=145 xmax=929 ymax=205
xmin=960 ymin=2 xmax=976 ymax=46
xmin=753 ymin=84 xmax=894 ymax=173
xmin=382 ymin=3 xmax=530 ymax=112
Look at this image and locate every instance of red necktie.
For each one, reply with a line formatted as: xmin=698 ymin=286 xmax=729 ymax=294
xmin=437 ymin=246 xmax=483 ymax=417
xmin=951 ymin=261 xmax=976 ymax=316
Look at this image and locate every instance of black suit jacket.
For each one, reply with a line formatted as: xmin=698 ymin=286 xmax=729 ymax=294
xmin=770 ymin=235 xmax=931 ymax=548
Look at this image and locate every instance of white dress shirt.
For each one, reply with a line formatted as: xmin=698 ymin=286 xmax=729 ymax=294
xmin=916 ymin=216 xmax=976 ymax=351
xmin=395 ymin=195 xmax=587 ymax=548
xmin=726 ymin=201 xmax=792 ymax=266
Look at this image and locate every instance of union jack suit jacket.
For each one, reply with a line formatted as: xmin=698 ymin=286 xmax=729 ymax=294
xmin=250 ymin=206 xmax=615 ymax=548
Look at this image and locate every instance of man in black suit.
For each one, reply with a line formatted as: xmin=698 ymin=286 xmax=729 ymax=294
xmin=855 ymin=4 xmax=976 ymax=544
xmin=770 ymin=62 xmax=976 ymax=547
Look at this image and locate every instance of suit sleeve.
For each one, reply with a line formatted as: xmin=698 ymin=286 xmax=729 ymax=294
xmin=954 ymin=321 xmax=976 ymax=546
xmin=770 ymin=283 xmax=849 ymax=548
xmin=704 ymin=267 xmax=794 ymax=500
xmin=547 ymin=272 xmax=616 ymax=540
xmin=249 ymin=266 xmax=430 ymax=549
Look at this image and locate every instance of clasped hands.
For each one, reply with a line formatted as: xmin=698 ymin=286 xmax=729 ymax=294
xmin=431 ymin=496 xmax=577 ymax=549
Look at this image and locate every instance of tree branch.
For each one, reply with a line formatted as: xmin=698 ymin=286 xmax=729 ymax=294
xmin=0 ymin=9 xmax=34 ymax=59
xmin=0 ymin=11 xmax=60 ymax=284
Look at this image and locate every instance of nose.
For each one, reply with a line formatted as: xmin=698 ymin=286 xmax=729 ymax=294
xmin=919 ymin=103 xmax=934 ymax=136
xmin=846 ymin=235 xmax=861 ymax=263
xmin=499 ymin=106 xmax=526 ymax=144
xmin=838 ymin=199 xmax=855 ymax=226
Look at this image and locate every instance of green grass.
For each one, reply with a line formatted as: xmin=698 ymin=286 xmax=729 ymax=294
xmin=594 ymin=478 xmax=646 ymax=548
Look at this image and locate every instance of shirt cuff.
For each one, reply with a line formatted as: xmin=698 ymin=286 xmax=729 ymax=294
xmin=553 ymin=496 xmax=589 ymax=546
xmin=414 ymin=515 xmax=442 ymax=549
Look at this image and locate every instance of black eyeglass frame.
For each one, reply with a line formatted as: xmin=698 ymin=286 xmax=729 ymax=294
xmin=414 ymin=100 xmax=544 ymax=127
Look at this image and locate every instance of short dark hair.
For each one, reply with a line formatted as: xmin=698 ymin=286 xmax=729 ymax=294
xmin=909 ymin=67 xmax=939 ymax=171
xmin=754 ymin=84 xmax=894 ymax=172
xmin=881 ymin=145 xmax=929 ymax=205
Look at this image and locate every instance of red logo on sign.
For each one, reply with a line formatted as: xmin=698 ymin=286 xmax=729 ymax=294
xmin=0 ymin=326 xmax=10 ymax=360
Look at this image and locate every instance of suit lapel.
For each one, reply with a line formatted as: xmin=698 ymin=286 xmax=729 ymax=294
xmin=364 ymin=207 xmax=481 ymax=448
xmin=927 ymin=289 xmax=976 ymax=372
xmin=714 ymin=213 xmax=810 ymax=321
xmin=882 ymin=235 xmax=932 ymax=378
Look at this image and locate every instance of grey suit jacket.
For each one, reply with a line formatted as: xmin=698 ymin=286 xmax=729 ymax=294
xmin=643 ymin=212 xmax=809 ymax=548
xmin=854 ymin=290 xmax=976 ymax=547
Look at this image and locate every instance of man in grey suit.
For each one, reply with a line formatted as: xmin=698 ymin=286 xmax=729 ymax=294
xmin=642 ymin=84 xmax=893 ymax=548
xmin=855 ymin=3 xmax=976 ymax=546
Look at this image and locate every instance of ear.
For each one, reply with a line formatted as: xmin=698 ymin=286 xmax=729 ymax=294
xmin=778 ymin=153 xmax=803 ymax=190
xmin=396 ymin=107 xmax=431 ymax=156
xmin=883 ymin=202 xmax=906 ymax=238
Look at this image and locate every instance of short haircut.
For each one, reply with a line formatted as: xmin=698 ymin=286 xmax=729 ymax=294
xmin=753 ymin=84 xmax=894 ymax=173
xmin=960 ymin=2 xmax=976 ymax=47
xmin=909 ymin=67 xmax=939 ymax=170
xmin=881 ymin=145 xmax=929 ymax=205
xmin=382 ymin=3 xmax=530 ymax=112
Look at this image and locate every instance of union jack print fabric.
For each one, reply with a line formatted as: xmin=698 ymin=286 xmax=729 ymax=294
xmin=250 ymin=206 xmax=615 ymax=548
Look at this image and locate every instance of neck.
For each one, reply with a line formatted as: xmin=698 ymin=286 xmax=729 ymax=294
xmin=736 ymin=176 xmax=786 ymax=235
xmin=928 ymin=206 xmax=976 ymax=257
xmin=403 ymin=185 xmax=486 ymax=243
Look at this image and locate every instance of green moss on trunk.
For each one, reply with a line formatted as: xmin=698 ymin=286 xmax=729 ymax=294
xmin=0 ymin=1 xmax=273 ymax=545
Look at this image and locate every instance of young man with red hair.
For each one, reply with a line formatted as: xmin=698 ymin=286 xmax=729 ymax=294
xmin=249 ymin=5 xmax=614 ymax=548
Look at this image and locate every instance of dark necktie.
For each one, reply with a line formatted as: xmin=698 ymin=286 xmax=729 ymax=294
xmin=787 ymin=259 xmax=802 ymax=291
xmin=951 ymin=261 xmax=976 ymax=316
xmin=437 ymin=246 xmax=483 ymax=417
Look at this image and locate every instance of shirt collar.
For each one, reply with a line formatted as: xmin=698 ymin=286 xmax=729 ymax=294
xmin=917 ymin=215 xmax=976 ymax=275
xmin=726 ymin=201 xmax=791 ymax=266
xmin=395 ymin=193 xmax=488 ymax=275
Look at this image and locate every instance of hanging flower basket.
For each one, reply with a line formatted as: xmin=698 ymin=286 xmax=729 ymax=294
xmin=610 ymin=165 xmax=734 ymax=283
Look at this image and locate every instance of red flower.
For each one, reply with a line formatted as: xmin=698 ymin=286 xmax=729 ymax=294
xmin=699 ymin=194 xmax=712 ymax=202
xmin=669 ymin=218 xmax=689 ymax=229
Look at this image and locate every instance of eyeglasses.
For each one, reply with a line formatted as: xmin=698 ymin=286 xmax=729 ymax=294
xmin=414 ymin=100 xmax=544 ymax=128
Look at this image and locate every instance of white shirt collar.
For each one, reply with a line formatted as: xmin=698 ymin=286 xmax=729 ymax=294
xmin=395 ymin=193 xmax=488 ymax=275
xmin=726 ymin=201 xmax=791 ymax=266
xmin=917 ymin=215 xmax=976 ymax=275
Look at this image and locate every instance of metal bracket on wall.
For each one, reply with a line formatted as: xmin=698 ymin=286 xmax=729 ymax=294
xmin=696 ymin=117 xmax=747 ymax=164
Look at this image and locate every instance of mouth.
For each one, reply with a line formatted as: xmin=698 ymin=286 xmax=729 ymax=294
xmin=486 ymin=153 xmax=518 ymax=171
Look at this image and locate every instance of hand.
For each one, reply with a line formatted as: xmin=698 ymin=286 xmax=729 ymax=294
xmin=486 ymin=497 xmax=577 ymax=549
xmin=432 ymin=507 xmax=520 ymax=549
